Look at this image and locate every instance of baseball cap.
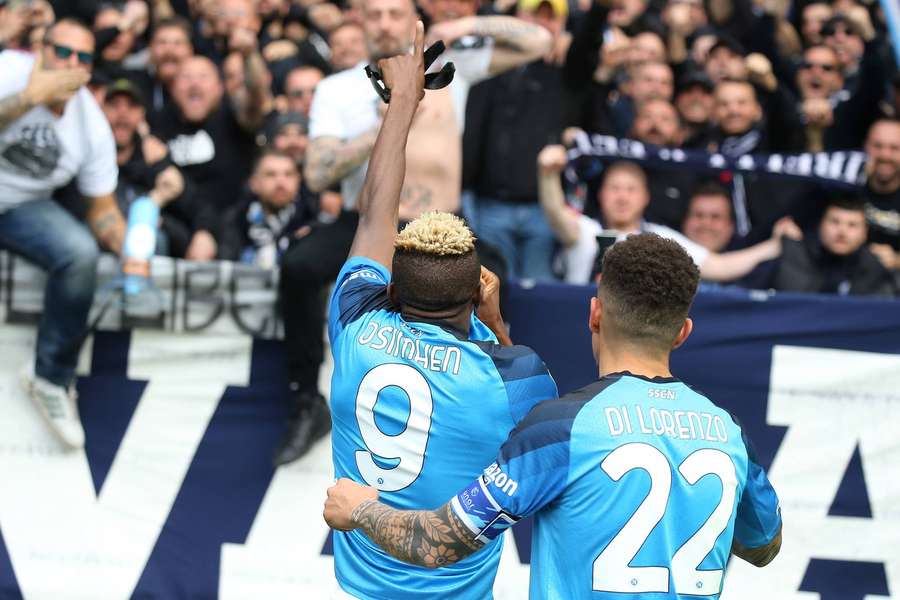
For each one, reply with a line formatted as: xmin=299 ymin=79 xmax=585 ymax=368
xmin=518 ymin=0 xmax=568 ymax=17
xmin=105 ymin=78 xmax=145 ymax=106
xmin=677 ymin=69 xmax=714 ymax=94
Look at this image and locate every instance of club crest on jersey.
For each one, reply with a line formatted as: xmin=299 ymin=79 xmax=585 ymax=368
xmin=482 ymin=462 xmax=518 ymax=496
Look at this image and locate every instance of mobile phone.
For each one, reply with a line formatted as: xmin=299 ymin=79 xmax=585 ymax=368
xmin=591 ymin=233 xmax=619 ymax=280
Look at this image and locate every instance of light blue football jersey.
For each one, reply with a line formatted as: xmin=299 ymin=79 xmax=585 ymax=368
xmin=328 ymin=256 xmax=558 ymax=600
xmin=452 ymin=371 xmax=781 ymax=600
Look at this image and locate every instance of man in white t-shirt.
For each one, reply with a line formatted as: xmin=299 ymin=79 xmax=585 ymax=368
xmin=271 ymin=0 xmax=552 ymax=465
xmin=0 ymin=19 xmax=126 ymax=449
xmin=536 ymin=145 xmax=798 ymax=284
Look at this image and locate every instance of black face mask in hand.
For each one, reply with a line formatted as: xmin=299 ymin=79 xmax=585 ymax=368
xmin=364 ymin=40 xmax=455 ymax=104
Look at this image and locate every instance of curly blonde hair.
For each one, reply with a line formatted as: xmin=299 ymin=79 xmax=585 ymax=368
xmin=394 ymin=212 xmax=476 ymax=256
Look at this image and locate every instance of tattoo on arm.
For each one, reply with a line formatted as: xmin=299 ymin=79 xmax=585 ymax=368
xmin=233 ymin=52 xmax=271 ymax=132
xmin=87 ymin=195 xmax=126 ymax=254
xmin=304 ymin=131 xmax=379 ymax=193
xmin=351 ymin=500 xmax=484 ymax=569
xmin=0 ymin=92 xmax=34 ymax=131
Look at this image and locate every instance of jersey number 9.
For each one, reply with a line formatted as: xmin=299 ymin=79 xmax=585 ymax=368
xmin=355 ymin=363 xmax=434 ymax=492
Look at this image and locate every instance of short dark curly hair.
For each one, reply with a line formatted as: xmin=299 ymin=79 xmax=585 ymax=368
xmin=599 ymin=233 xmax=700 ymax=353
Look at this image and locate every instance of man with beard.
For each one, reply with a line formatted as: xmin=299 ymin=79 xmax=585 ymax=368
xmin=794 ymin=11 xmax=886 ymax=151
xmin=102 ymin=78 xmax=204 ymax=258
xmin=129 ymin=17 xmax=194 ymax=129
xmin=271 ymin=0 xmax=551 ymax=465
xmin=218 ymin=149 xmax=315 ymax=267
xmin=0 ymin=19 xmax=126 ymax=448
xmin=153 ymin=53 xmax=270 ymax=261
xmin=863 ymin=119 xmax=900 ymax=273
xmin=628 ymin=98 xmax=697 ymax=228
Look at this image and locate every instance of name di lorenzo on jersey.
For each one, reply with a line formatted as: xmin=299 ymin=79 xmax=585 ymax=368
xmin=604 ymin=394 xmax=730 ymax=443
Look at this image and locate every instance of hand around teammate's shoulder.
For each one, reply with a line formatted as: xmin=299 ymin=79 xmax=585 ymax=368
xmin=378 ymin=20 xmax=426 ymax=105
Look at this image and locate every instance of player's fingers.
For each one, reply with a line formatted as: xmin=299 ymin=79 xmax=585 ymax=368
xmin=414 ymin=20 xmax=425 ymax=63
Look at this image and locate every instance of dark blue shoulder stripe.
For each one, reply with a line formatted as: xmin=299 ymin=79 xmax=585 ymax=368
xmin=501 ymin=378 xmax=620 ymax=463
xmin=337 ymin=280 xmax=394 ymax=330
xmin=470 ymin=341 xmax=548 ymax=382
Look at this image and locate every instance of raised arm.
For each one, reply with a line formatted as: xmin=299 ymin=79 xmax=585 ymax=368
xmin=700 ymin=216 xmax=801 ymax=282
xmin=348 ymin=21 xmax=426 ymax=268
xmin=303 ymin=129 xmax=380 ymax=193
xmin=427 ymin=16 xmax=552 ymax=78
xmin=537 ymin=145 xmax=581 ymax=247
xmin=324 ymin=478 xmax=483 ymax=568
xmin=227 ymin=29 xmax=273 ymax=133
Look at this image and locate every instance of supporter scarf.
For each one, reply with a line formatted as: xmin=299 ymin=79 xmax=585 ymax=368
xmin=565 ymin=131 xmax=867 ymax=190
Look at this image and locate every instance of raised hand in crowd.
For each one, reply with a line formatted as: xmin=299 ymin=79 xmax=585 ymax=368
xmin=0 ymin=3 xmax=27 ymax=47
xmin=120 ymin=0 xmax=151 ymax=37
xmin=745 ymin=53 xmax=777 ymax=92
xmin=308 ymin=3 xmax=344 ymax=33
xmin=149 ymin=166 xmax=185 ymax=208
xmin=869 ymin=243 xmax=900 ymax=271
xmin=537 ymin=144 xmax=568 ymax=177
xmin=801 ymin=98 xmax=834 ymax=129
xmin=772 ymin=215 xmax=804 ymax=242
xmin=23 ymin=51 xmax=89 ymax=111
xmin=186 ymin=230 xmax=218 ymax=261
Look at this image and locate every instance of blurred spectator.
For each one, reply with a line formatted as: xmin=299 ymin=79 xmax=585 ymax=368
xmin=704 ymin=35 xmax=748 ymax=83
xmin=281 ymin=65 xmax=324 ymax=116
xmin=628 ymin=99 xmax=696 ymax=228
xmin=863 ymin=118 xmax=900 ymax=272
xmin=537 ymin=146 xmax=794 ymax=284
xmin=711 ymin=79 xmax=800 ymax=155
xmin=0 ymin=19 xmax=125 ymax=448
xmin=153 ymin=53 xmax=270 ymax=260
xmin=102 ymin=78 xmax=204 ymax=257
xmin=821 ymin=12 xmax=864 ymax=78
xmin=92 ymin=0 xmax=150 ymax=76
xmin=328 ymin=22 xmax=367 ymax=72
xmin=0 ymin=0 xmax=55 ymax=51
xmin=771 ymin=197 xmax=895 ymax=297
xmin=674 ymin=69 xmax=714 ymax=148
xmin=462 ymin=0 xmax=568 ymax=281
xmin=132 ymin=16 xmax=194 ymax=127
xmin=681 ymin=181 xmax=737 ymax=252
xmin=219 ymin=149 xmax=315 ymax=266
xmin=275 ymin=0 xmax=552 ymax=465
xmin=800 ymin=1 xmax=832 ymax=47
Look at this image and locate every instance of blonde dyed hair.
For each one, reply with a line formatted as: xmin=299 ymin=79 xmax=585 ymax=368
xmin=394 ymin=212 xmax=476 ymax=256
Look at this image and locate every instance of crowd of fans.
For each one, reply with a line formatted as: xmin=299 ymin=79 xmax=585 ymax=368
xmin=0 ymin=0 xmax=898 ymax=460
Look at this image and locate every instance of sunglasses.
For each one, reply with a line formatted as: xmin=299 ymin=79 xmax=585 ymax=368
xmin=800 ymin=61 xmax=837 ymax=72
xmin=51 ymin=42 xmax=94 ymax=65
xmin=286 ymin=87 xmax=316 ymax=98
xmin=820 ymin=24 xmax=855 ymax=37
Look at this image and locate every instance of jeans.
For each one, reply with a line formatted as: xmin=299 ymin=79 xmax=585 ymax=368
xmin=0 ymin=199 xmax=99 ymax=387
xmin=473 ymin=197 xmax=556 ymax=281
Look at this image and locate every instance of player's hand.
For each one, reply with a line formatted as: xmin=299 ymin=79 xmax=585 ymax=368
xmin=149 ymin=166 xmax=184 ymax=207
xmin=24 ymin=51 xmax=89 ymax=107
xmin=379 ymin=20 xmax=425 ymax=103
xmin=537 ymin=144 xmax=568 ymax=177
xmin=476 ymin=266 xmax=503 ymax=326
xmin=324 ymin=478 xmax=379 ymax=531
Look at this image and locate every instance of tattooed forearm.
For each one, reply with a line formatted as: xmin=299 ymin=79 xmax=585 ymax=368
xmin=351 ymin=500 xmax=484 ymax=569
xmin=304 ymin=130 xmax=379 ymax=193
xmin=0 ymin=92 xmax=35 ymax=131
xmin=233 ymin=52 xmax=271 ymax=131
xmin=87 ymin=195 xmax=126 ymax=254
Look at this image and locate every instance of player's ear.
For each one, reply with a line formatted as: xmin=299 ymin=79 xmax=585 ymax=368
xmin=387 ymin=282 xmax=399 ymax=305
xmin=672 ymin=317 xmax=693 ymax=349
xmin=589 ymin=296 xmax=602 ymax=334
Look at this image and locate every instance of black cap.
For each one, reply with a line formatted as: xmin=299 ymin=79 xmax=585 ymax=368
xmin=105 ymin=78 xmax=145 ymax=106
xmin=677 ymin=69 xmax=715 ymax=94
xmin=709 ymin=34 xmax=746 ymax=57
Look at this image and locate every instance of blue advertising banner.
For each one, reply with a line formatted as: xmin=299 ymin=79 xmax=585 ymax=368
xmin=0 ymin=273 xmax=897 ymax=599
